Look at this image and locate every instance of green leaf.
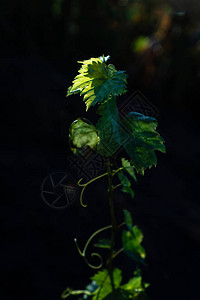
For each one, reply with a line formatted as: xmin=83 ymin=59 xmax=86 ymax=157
xmin=94 ymin=239 xmax=111 ymax=249
xmin=119 ymin=112 xmax=166 ymax=174
xmin=123 ymin=209 xmax=133 ymax=232
xmin=121 ymin=269 xmax=144 ymax=292
xmin=91 ymin=268 xmax=122 ymax=300
xmin=121 ymin=158 xmax=137 ymax=182
xmin=69 ymin=118 xmax=100 ymax=154
xmin=121 ymin=269 xmax=149 ymax=298
xmin=122 ymin=226 xmax=146 ymax=263
xmin=67 ymin=56 xmax=127 ymax=111
xmin=91 ymin=268 xmax=122 ymax=288
xmin=96 ymin=96 xmax=120 ymax=156
xmin=77 ymin=268 xmax=149 ymax=300
xmin=118 ymin=172 xmax=134 ymax=198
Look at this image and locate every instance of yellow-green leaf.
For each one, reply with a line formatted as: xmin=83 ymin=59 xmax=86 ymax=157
xmin=67 ymin=56 xmax=127 ymax=111
xmin=69 ymin=118 xmax=100 ymax=154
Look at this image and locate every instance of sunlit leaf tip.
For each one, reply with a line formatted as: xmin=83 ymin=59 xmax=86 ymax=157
xmin=66 ymin=55 xmax=128 ymax=111
xmin=99 ymin=54 xmax=110 ymax=63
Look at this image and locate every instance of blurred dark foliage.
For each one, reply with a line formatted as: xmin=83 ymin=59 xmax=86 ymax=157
xmin=0 ymin=1 xmax=200 ymax=300
xmin=1 ymin=0 xmax=200 ymax=116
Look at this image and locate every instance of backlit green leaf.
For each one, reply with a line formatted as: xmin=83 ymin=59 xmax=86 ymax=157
xmin=118 ymin=172 xmax=134 ymax=198
xmin=121 ymin=269 xmax=149 ymax=299
xmin=91 ymin=268 xmax=122 ymax=300
xmin=67 ymin=56 xmax=127 ymax=111
xmin=122 ymin=225 xmax=146 ymax=263
xmin=69 ymin=118 xmax=100 ymax=154
xmin=121 ymin=158 xmax=137 ymax=182
xmin=119 ymin=112 xmax=166 ymax=174
xmin=121 ymin=269 xmax=143 ymax=292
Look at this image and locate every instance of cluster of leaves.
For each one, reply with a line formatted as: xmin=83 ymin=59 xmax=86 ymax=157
xmin=83 ymin=267 xmax=149 ymax=300
xmin=94 ymin=210 xmax=145 ymax=265
xmin=62 ymin=211 xmax=149 ymax=300
xmin=65 ymin=55 xmax=165 ymax=299
xmin=67 ymin=55 xmax=165 ymax=197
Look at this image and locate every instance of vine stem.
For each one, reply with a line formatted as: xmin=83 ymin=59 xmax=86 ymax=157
xmin=74 ymin=224 xmax=112 ymax=269
xmin=106 ymin=157 xmax=117 ymax=292
xmin=78 ymin=172 xmax=108 ymax=207
xmin=112 ymin=247 xmax=124 ymax=259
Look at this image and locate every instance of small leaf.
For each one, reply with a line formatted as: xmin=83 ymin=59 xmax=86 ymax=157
xmin=121 ymin=269 xmax=143 ymax=292
xmin=91 ymin=268 xmax=122 ymax=300
xmin=121 ymin=269 xmax=149 ymax=298
xmin=122 ymin=226 xmax=146 ymax=263
xmin=94 ymin=239 xmax=111 ymax=249
xmin=118 ymin=172 xmax=134 ymax=198
xmin=121 ymin=158 xmax=137 ymax=182
xmin=69 ymin=118 xmax=100 ymax=154
xmin=123 ymin=209 xmax=133 ymax=232
xmin=122 ymin=186 xmax=134 ymax=198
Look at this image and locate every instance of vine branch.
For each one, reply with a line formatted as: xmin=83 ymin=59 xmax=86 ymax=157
xmin=106 ymin=158 xmax=117 ymax=292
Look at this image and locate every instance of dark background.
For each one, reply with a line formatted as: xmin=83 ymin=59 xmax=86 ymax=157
xmin=1 ymin=0 xmax=200 ymax=299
